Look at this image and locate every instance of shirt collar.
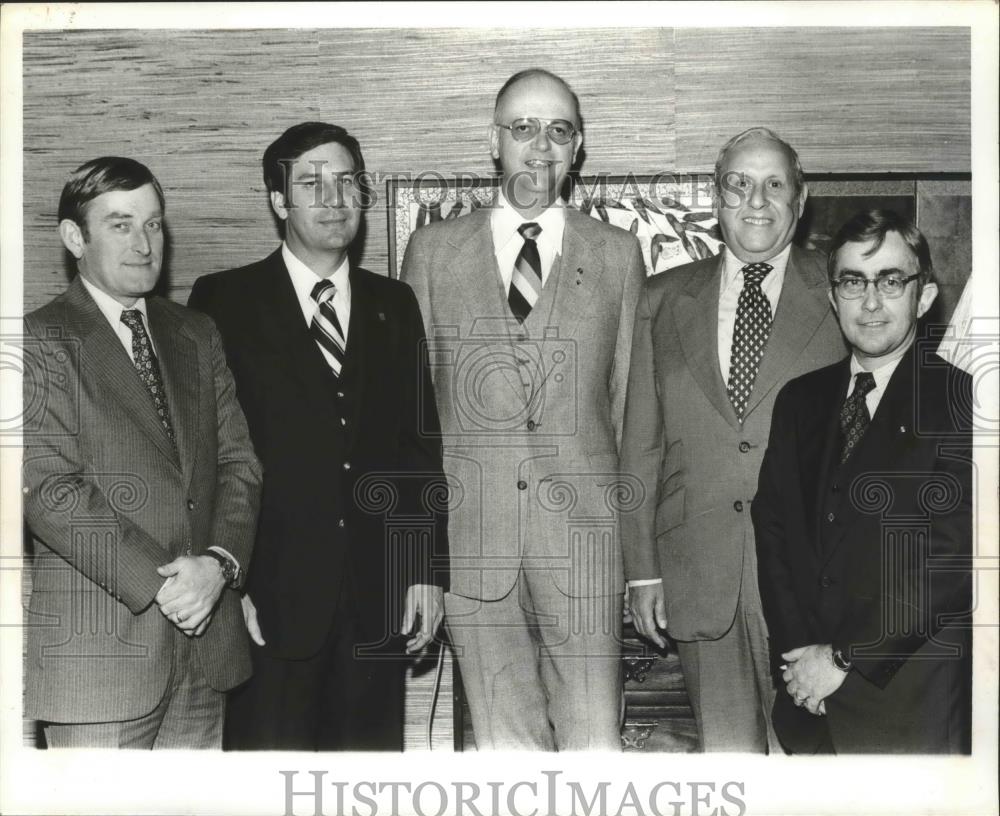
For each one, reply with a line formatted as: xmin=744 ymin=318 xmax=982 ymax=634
xmin=721 ymin=243 xmax=792 ymax=291
xmin=849 ymin=337 xmax=911 ymax=393
xmin=282 ymin=242 xmax=351 ymax=309
xmin=490 ymin=189 xmax=566 ymax=256
xmin=79 ymin=274 xmax=149 ymax=328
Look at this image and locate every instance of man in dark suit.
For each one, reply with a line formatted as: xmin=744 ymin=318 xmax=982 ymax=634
xmin=622 ymin=127 xmax=846 ymax=752
xmin=402 ymin=69 xmax=645 ymax=750
xmin=753 ymin=208 xmax=972 ymax=753
xmin=189 ymin=122 xmax=448 ymax=751
xmin=23 ymin=157 xmax=262 ymax=748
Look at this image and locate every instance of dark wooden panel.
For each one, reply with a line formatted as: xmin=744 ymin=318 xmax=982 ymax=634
xmin=22 ymin=28 xmax=675 ymax=313
xmin=674 ymin=28 xmax=970 ymax=174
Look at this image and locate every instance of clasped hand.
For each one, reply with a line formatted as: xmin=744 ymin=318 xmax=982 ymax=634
xmin=155 ymin=555 xmax=226 ymax=637
xmin=780 ymin=644 xmax=847 ymax=716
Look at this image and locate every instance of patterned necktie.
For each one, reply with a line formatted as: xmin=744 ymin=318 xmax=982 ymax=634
xmin=839 ymin=371 xmax=877 ymax=464
xmin=508 ymin=222 xmax=542 ymax=323
xmin=726 ymin=262 xmax=774 ymax=422
xmin=310 ymin=279 xmax=347 ymax=377
xmin=119 ymin=309 xmax=176 ymax=444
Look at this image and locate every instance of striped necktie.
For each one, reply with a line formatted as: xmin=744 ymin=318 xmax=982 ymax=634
xmin=508 ymin=222 xmax=542 ymax=323
xmin=309 ymin=279 xmax=347 ymax=377
xmin=726 ymin=262 xmax=774 ymax=422
xmin=119 ymin=309 xmax=176 ymax=446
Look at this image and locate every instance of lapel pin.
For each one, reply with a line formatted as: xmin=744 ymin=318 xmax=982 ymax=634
xmin=378 ymin=312 xmax=386 ymax=322
xmin=899 ymin=425 xmax=907 ymax=433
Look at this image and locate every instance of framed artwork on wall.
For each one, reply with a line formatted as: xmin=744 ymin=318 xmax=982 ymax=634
xmin=384 ymin=173 xmax=970 ymax=325
xmin=385 ymin=174 xmax=724 ymax=279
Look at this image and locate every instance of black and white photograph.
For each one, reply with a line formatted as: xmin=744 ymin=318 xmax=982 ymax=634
xmin=1 ymin=3 xmax=997 ymax=815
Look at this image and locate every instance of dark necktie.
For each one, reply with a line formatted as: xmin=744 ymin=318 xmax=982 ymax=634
xmin=726 ymin=262 xmax=774 ymax=422
xmin=119 ymin=309 xmax=176 ymax=444
xmin=310 ymin=279 xmax=347 ymax=377
xmin=839 ymin=371 xmax=877 ymax=464
xmin=508 ymin=222 xmax=542 ymax=323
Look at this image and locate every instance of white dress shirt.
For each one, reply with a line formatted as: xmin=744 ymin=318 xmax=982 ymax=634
xmin=717 ymin=244 xmax=791 ymax=382
xmin=79 ymin=274 xmax=240 ymax=573
xmin=491 ymin=191 xmax=566 ymax=290
xmin=80 ymin=275 xmax=155 ymax=359
xmin=847 ymin=341 xmax=909 ymax=419
xmin=282 ymin=242 xmax=351 ymax=368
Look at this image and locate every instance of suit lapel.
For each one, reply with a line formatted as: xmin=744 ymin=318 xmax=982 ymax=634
xmin=442 ymin=210 xmax=529 ymax=405
xmin=254 ymin=250 xmax=342 ymax=410
xmin=342 ymin=268 xmax=375 ymax=448
xmin=745 ymin=246 xmax=833 ymax=417
xmin=442 ymin=209 xmax=510 ymax=322
xmin=674 ymin=256 xmax=739 ymax=429
xmin=548 ymin=211 xmax=605 ymax=341
xmin=148 ymin=299 xmax=199 ymax=482
xmin=67 ymin=279 xmax=181 ymax=470
xmin=813 ymin=360 xmax=852 ymax=558
xmin=838 ymin=348 xmax=917 ymax=487
xmin=819 ymin=349 xmax=918 ymax=562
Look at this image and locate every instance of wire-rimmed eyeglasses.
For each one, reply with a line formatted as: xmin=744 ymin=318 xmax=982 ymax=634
xmin=830 ymin=273 xmax=921 ymax=300
xmin=495 ymin=118 xmax=577 ymax=145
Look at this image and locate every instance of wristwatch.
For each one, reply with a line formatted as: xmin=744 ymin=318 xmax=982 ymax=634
xmin=205 ymin=550 xmax=240 ymax=587
xmin=831 ymin=647 xmax=853 ymax=672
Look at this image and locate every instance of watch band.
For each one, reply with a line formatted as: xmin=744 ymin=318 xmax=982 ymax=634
xmin=831 ymin=647 xmax=853 ymax=672
xmin=205 ymin=550 xmax=239 ymax=586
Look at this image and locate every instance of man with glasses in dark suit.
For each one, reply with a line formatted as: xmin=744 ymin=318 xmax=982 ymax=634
xmin=753 ymin=209 xmax=972 ymax=753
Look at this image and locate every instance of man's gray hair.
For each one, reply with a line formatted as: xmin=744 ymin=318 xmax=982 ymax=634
xmin=713 ymin=127 xmax=805 ymax=196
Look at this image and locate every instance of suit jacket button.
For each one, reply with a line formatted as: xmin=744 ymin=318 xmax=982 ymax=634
xmin=820 ymin=576 xmax=832 ymax=588
xmin=526 ymin=420 xmax=536 ymax=431
xmin=733 ymin=500 xmax=743 ymax=512
xmin=739 ymin=441 xmax=750 ymax=453
xmin=186 ymin=499 xmax=195 ymax=510
xmin=827 ymin=512 xmax=835 ymax=522
xmin=338 ymin=519 xmax=345 ymax=528
xmin=343 ymin=462 xmax=351 ymax=471
xmin=337 ymin=391 xmax=345 ymax=398
xmin=517 ymin=480 xmax=527 ymax=491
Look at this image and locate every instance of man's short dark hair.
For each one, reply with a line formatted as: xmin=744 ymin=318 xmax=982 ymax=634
xmin=494 ymin=69 xmax=582 ymax=128
xmin=828 ymin=208 xmax=934 ymax=286
xmin=713 ymin=126 xmax=805 ymax=198
xmin=58 ymin=157 xmax=165 ymax=239
xmin=262 ymin=121 xmax=367 ymax=200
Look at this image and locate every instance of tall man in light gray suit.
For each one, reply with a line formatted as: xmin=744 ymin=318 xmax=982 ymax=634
xmin=622 ymin=128 xmax=845 ymax=752
xmin=402 ymin=69 xmax=645 ymax=749
xmin=22 ymin=157 xmax=262 ymax=748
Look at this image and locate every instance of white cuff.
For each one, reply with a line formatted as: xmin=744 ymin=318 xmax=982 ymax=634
xmin=207 ymin=545 xmax=240 ymax=572
xmin=627 ymin=578 xmax=663 ymax=587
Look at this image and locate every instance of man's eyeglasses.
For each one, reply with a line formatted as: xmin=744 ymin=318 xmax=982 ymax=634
xmin=831 ymin=273 xmax=921 ymax=300
xmin=495 ymin=118 xmax=577 ymax=145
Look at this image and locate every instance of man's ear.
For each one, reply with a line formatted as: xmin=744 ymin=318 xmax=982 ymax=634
xmin=916 ymin=281 xmax=939 ymax=319
xmin=270 ymin=190 xmax=289 ymax=221
xmin=488 ymin=124 xmax=500 ymax=161
xmin=796 ymin=181 xmax=809 ymax=219
xmin=571 ymin=131 xmax=583 ymax=166
xmin=59 ymin=219 xmax=85 ymax=259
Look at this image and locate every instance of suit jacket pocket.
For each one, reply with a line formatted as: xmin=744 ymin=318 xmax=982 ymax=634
xmin=655 ymin=484 xmax=685 ymax=535
xmin=587 ymin=452 xmax=620 ymax=486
